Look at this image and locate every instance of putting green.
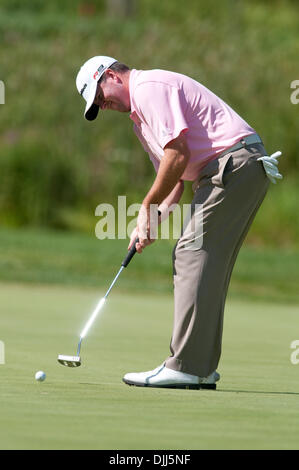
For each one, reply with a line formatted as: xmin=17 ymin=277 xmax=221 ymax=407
xmin=1 ymin=282 xmax=299 ymax=450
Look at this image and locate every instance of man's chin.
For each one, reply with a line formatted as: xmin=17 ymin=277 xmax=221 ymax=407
xmin=110 ymin=106 xmax=131 ymax=113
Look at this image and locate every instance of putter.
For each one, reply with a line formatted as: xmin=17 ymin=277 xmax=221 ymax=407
xmin=58 ymin=238 xmax=139 ymax=367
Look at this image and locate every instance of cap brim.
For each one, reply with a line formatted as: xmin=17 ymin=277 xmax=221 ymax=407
xmin=84 ymin=80 xmax=99 ymax=121
xmin=85 ymin=103 xmax=99 ymax=121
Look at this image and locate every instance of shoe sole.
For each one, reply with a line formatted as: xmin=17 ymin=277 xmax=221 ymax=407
xmin=122 ymin=378 xmax=216 ymax=390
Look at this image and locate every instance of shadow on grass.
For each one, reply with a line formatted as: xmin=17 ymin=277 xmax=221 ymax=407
xmin=79 ymin=383 xmax=299 ymax=396
xmin=218 ymin=389 xmax=299 ymax=396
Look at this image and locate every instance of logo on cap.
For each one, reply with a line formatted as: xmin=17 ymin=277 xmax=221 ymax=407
xmin=80 ymin=83 xmax=87 ymax=96
xmin=93 ymin=64 xmax=105 ymax=80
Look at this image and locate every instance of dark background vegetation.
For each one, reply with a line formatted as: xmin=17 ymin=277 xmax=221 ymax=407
xmin=0 ymin=0 xmax=298 ymax=300
xmin=0 ymin=0 xmax=298 ymax=241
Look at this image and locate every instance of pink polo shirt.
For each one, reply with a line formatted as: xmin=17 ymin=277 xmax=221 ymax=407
xmin=129 ymin=69 xmax=256 ymax=181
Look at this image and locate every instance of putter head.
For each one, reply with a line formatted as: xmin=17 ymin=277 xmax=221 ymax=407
xmin=57 ymin=354 xmax=81 ymax=368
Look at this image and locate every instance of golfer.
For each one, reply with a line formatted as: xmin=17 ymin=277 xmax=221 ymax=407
xmin=76 ymin=56 xmax=282 ymax=389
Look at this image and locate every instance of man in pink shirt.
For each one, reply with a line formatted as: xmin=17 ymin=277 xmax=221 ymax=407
xmin=76 ymin=56 xmax=282 ymax=389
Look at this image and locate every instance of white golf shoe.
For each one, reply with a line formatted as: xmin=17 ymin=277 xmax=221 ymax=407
xmin=123 ymin=364 xmax=220 ymax=390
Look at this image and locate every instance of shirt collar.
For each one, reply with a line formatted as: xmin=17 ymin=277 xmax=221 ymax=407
xmin=129 ymin=69 xmax=142 ymax=126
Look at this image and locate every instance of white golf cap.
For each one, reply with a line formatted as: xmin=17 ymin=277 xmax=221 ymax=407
xmin=76 ymin=55 xmax=118 ymax=121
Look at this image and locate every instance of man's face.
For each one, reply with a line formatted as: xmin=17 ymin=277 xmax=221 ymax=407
xmin=93 ymin=70 xmax=131 ymax=113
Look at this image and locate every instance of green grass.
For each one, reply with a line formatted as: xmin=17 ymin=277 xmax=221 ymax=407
xmin=0 ymin=227 xmax=299 ymax=303
xmin=1 ymin=282 xmax=299 ymax=450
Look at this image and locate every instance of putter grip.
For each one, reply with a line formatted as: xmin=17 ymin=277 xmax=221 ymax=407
xmin=122 ymin=237 xmax=139 ymax=268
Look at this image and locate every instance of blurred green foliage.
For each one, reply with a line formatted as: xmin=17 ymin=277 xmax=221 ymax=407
xmin=0 ymin=0 xmax=298 ymax=243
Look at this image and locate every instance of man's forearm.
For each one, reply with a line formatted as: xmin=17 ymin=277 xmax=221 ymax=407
xmin=158 ymin=180 xmax=184 ymax=222
xmin=135 ymin=134 xmax=190 ymax=251
xmin=142 ymin=135 xmax=190 ymax=209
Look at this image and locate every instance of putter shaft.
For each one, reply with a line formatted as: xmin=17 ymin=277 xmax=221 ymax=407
xmin=76 ymin=266 xmax=125 ymax=355
xmin=76 ymin=337 xmax=83 ymax=356
xmin=60 ymin=239 xmax=139 ymax=366
xmin=104 ymin=266 xmax=124 ymax=299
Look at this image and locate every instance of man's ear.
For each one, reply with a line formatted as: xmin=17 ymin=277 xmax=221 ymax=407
xmin=105 ymin=69 xmax=121 ymax=83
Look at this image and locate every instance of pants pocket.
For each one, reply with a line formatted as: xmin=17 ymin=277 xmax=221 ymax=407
xmin=211 ymin=153 xmax=232 ymax=188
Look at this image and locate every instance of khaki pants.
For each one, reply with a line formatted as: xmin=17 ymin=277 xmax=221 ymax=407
xmin=165 ymin=143 xmax=270 ymax=377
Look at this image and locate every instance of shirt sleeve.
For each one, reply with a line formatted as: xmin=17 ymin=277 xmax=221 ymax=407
xmin=134 ymin=82 xmax=189 ymax=149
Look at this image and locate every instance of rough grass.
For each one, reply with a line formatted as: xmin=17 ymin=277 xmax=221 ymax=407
xmin=0 ymin=227 xmax=299 ymax=303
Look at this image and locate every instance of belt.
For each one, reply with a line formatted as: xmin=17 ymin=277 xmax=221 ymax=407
xmin=218 ymin=133 xmax=263 ymax=159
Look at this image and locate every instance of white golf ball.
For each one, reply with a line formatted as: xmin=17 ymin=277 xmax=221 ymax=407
xmin=35 ymin=370 xmax=46 ymax=382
